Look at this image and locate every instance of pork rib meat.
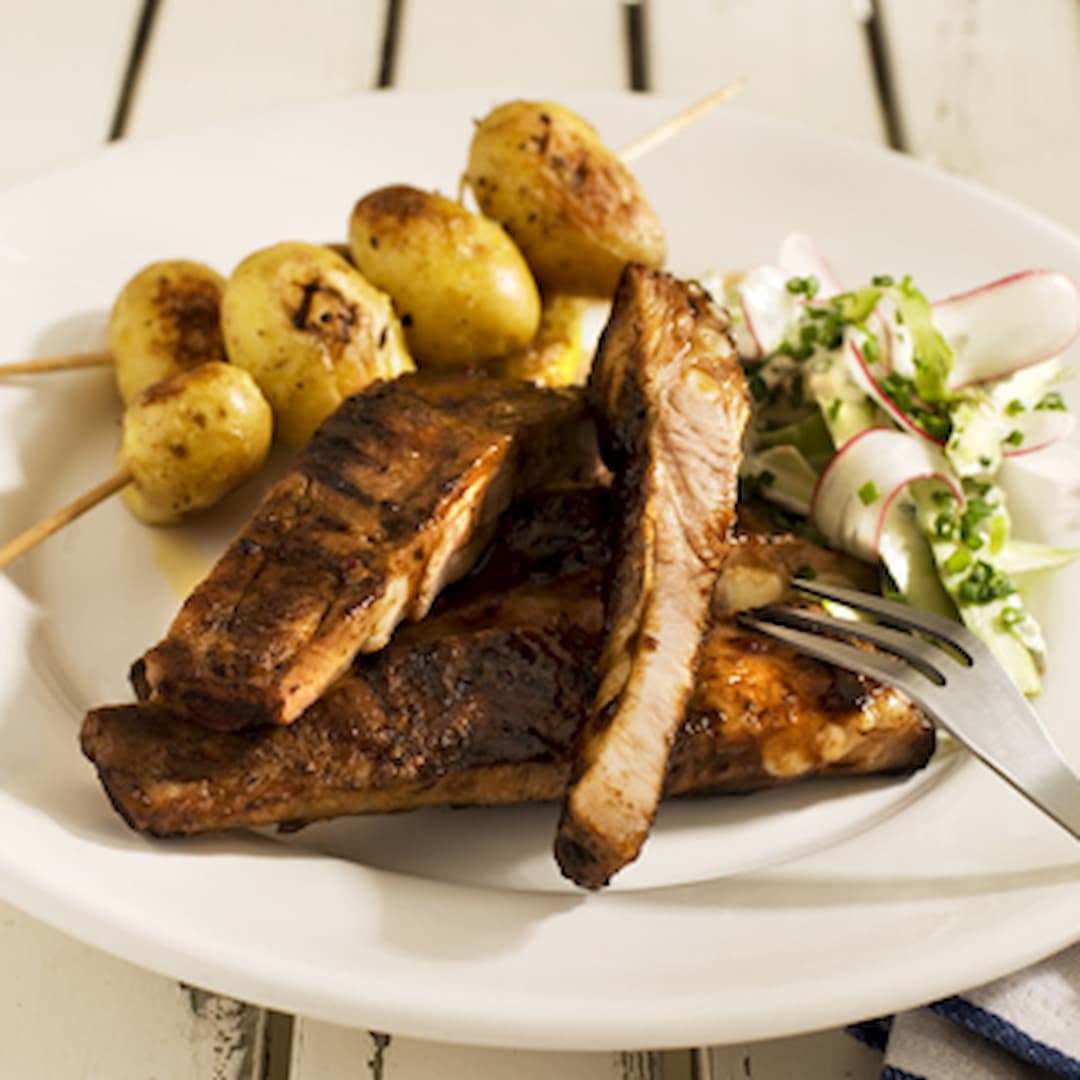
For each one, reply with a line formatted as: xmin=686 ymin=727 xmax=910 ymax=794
xmin=134 ymin=374 xmax=596 ymax=730
xmin=555 ymin=266 xmax=750 ymax=888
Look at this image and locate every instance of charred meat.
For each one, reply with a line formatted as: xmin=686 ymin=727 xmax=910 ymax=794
xmin=81 ymin=488 xmax=933 ymax=838
xmin=134 ymin=375 xmax=596 ymax=730
xmin=555 ymin=266 xmax=750 ymax=888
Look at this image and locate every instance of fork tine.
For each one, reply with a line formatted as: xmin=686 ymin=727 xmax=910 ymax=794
xmin=737 ymin=611 xmax=937 ymax=714
xmin=790 ymin=579 xmax=980 ymax=662
xmin=752 ymin=604 xmax=949 ymax=686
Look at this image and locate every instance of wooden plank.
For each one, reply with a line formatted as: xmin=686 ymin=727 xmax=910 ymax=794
xmin=0 ymin=0 xmax=144 ymax=184
xmin=878 ymin=0 xmax=1080 ymax=231
xmin=707 ymin=1030 xmax=883 ymax=1079
xmin=125 ymin=0 xmax=387 ymax=137
xmin=290 ymin=1020 xmax=671 ymax=1079
xmin=0 ymin=897 xmax=266 ymax=1079
xmin=393 ymin=0 xmax=626 ymax=90
xmin=648 ymin=0 xmax=886 ymax=144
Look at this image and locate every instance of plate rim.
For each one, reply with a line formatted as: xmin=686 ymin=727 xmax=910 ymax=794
xmin=1 ymin=88 xmax=1078 ymax=1050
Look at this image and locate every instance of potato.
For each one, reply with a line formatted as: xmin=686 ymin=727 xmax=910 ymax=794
xmin=120 ymin=362 xmax=272 ymax=525
xmin=108 ymin=260 xmax=227 ymax=404
xmin=348 ymin=185 xmax=541 ymax=368
xmin=221 ymin=242 xmax=413 ymax=447
xmin=488 ymin=293 xmax=589 ymax=387
xmin=464 ymin=101 xmax=666 ymax=296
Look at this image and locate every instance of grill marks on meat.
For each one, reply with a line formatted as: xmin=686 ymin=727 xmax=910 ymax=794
xmin=555 ymin=267 xmax=750 ymax=889
xmin=80 ymin=491 xmax=933 ymax=837
xmin=135 ymin=375 xmax=596 ymax=730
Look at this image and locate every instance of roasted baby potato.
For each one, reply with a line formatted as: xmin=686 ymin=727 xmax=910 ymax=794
xmin=464 ymin=101 xmax=666 ymax=296
xmin=221 ymin=242 xmax=413 ymax=447
xmin=120 ymin=362 xmax=272 ymax=526
xmin=488 ymin=293 xmax=589 ymax=387
xmin=348 ymin=185 xmax=541 ymax=368
xmin=108 ymin=260 xmax=228 ymax=404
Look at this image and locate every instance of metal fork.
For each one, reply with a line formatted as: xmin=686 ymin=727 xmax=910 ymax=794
xmin=737 ymin=579 xmax=1080 ymax=841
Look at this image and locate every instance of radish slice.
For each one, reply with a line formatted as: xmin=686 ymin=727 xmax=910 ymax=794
xmin=777 ymin=233 xmax=844 ymax=299
xmin=811 ymin=428 xmax=962 ymax=563
xmin=735 ymin=264 xmax=799 ymax=359
xmin=847 ymin=338 xmax=945 ymax=444
xmin=1004 ymin=407 xmax=1076 ymax=457
xmin=871 ymin=299 xmax=915 ymax=379
xmin=933 ymin=270 xmax=1080 ymax=389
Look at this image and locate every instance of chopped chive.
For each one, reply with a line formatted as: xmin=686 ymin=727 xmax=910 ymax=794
xmin=827 ymin=398 xmax=842 ymax=422
xmin=1035 ymin=391 xmax=1066 ymax=412
xmin=961 ymin=527 xmax=985 ymax=551
xmin=956 ymin=561 xmax=1014 ymax=605
xmin=1000 ymin=606 xmax=1024 ymax=628
xmin=857 ymin=480 xmax=880 ymax=505
xmin=964 ymin=498 xmax=998 ymax=523
xmin=1005 ymin=399 xmax=1025 ymax=417
xmin=944 ymin=548 xmax=972 ymax=574
xmin=918 ymin=413 xmax=951 ymax=441
xmin=871 ymin=274 xmax=894 ymax=287
xmin=785 ymin=275 xmax=820 ymax=298
xmin=934 ymin=514 xmax=957 ymax=540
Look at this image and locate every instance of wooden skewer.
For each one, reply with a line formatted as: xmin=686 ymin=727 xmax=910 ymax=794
xmin=619 ymin=78 xmax=747 ymax=164
xmin=0 ymin=469 xmax=132 ymax=570
xmin=0 ymin=348 xmax=112 ymax=377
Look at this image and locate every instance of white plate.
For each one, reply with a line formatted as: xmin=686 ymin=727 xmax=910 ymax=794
xmin=1 ymin=92 xmax=1078 ymax=1050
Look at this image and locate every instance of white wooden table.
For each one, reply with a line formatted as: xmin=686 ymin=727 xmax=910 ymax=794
xmin=1 ymin=2 xmax=1078 ymax=1077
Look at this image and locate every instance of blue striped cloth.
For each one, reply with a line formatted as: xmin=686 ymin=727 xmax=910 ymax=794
xmin=849 ymin=943 xmax=1080 ymax=1078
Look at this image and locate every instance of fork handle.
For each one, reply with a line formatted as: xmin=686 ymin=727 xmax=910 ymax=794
xmin=941 ymin=711 xmax=1080 ymax=843
xmin=1009 ymin=747 xmax=1080 ymax=841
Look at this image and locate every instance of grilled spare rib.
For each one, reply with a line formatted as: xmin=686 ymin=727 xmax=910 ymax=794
xmin=555 ymin=266 xmax=751 ymax=889
xmin=134 ymin=374 xmax=596 ymax=730
xmin=81 ymin=489 xmax=934 ymax=838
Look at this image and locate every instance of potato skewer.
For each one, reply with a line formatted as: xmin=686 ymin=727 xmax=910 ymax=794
xmin=1 ymin=90 xmax=746 ymax=566
xmin=0 ymin=362 xmax=272 ymax=571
